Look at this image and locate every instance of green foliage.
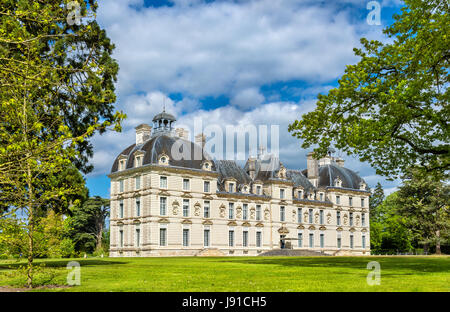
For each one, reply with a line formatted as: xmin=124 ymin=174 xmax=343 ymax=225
xmin=369 ymin=182 xmax=385 ymax=219
xmin=370 ymin=192 xmax=415 ymax=253
xmin=0 ymin=215 xmax=27 ymax=258
xmin=395 ymin=168 xmax=449 ymax=253
xmin=288 ymin=0 xmax=449 ymax=178
xmin=69 ymin=196 xmax=110 ymax=254
xmin=0 ymin=0 xmax=124 ymax=287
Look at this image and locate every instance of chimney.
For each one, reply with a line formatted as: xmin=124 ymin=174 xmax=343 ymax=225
xmin=307 ymin=152 xmax=319 ymax=179
xmin=246 ymin=157 xmax=256 ymax=180
xmin=336 ymin=158 xmax=345 ymax=167
xmin=175 ymin=128 xmax=189 ymax=140
xmin=135 ymin=124 xmax=151 ymax=145
xmin=195 ymin=133 xmax=206 ymax=148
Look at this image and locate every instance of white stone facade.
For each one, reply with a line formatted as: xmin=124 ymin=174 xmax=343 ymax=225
xmin=108 ymin=117 xmax=370 ymax=257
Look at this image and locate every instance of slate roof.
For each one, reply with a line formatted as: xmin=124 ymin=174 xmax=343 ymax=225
xmin=111 ymin=134 xmax=214 ymax=173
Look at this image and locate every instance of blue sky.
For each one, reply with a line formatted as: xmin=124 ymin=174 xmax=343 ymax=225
xmin=86 ymin=0 xmax=405 ymax=198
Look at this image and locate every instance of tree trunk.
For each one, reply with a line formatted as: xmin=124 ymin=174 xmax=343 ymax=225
xmin=435 ymin=230 xmax=441 ymax=255
xmin=26 ymin=162 xmax=34 ymax=288
xmin=96 ymin=222 xmax=103 ymax=251
xmin=423 ymin=242 xmax=429 ymax=255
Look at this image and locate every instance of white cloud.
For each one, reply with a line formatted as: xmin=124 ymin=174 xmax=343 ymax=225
xmin=87 ymin=0 xmax=403 ymax=195
xmin=97 ymin=0 xmax=384 ymax=97
xmin=230 ymin=88 xmax=265 ymax=110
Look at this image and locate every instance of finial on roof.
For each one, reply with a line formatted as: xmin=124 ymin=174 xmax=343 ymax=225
xmin=163 ymin=97 xmax=166 ymax=113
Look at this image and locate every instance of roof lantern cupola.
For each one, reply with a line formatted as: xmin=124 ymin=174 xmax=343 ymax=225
xmin=152 ymin=106 xmax=177 ymax=137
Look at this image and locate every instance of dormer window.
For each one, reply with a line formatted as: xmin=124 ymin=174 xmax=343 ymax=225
xmin=319 ymin=193 xmax=324 ymax=201
xmin=297 ymin=189 xmax=303 ymax=199
xmin=202 ymin=161 xmax=212 ymax=171
xmin=280 ymin=188 xmax=285 ymax=199
xmin=256 ymin=185 xmax=262 ymax=195
xmin=242 ymin=185 xmax=249 ymax=194
xmin=118 ymin=155 xmax=127 ymax=171
xmin=359 ymin=181 xmax=367 ymax=190
xmin=159 ymin=154 xmax=169 ymax=166
xmin=334 ymin=177 xmax=342 ymax=187
xmin=228 ymin=183 xmax=235 ymax=193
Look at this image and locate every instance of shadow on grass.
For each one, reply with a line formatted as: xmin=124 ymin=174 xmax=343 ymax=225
xmin=0 ymin=259 xmax=128 ymax=270
xmin=216 ymin=256 xmax=450 ymax=274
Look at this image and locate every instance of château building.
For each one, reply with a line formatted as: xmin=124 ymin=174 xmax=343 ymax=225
xmin=108 ymin=110 xmax=370 ymax=256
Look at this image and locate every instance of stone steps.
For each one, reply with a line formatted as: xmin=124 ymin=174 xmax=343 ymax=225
xmin=258 ymin=249 xmax=331 ymax=257
xmin=195 ymin=248 xmax=227 ymax=257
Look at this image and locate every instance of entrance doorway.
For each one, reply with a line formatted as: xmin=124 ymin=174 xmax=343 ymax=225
xmin=280 ymin=235 xmax=286 ymax=249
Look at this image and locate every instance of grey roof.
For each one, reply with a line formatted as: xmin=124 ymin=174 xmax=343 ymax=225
xmin=317 ymin=164 xmax=366 ymax=189
xmin=286 ymin=170 xmax=315 ymax=192
xmin=111 ymin=134 xmax=214 ymax=173
xmin=214 ymin=160 xmax=252 ymax=191
xmin=152 ymin=111 xmax=176 ymax=122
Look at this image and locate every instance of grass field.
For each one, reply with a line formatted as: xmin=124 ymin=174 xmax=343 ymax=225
xmin=0 ymin=256 xmax=449 ymax=292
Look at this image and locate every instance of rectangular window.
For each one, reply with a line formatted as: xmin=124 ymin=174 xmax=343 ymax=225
xmin=309 ymin=209 xmax=313 ymax=224
xmin=136 ymin=197 xmax=141 ymax=217
xmin=203 ymin=201 xmax=210 ymax=218
xmin=183 ymin=229 xmax=189 ymax=247
xmin=337 ymin=211 xmax=341 ymax=225
xmin=336 ymin=195 xmax=340 ymax=205
xmin=243 ymin=231 xmax=248 ymax=247
xmin=309 ymin=233 xmax=314 ymax=248
xmin=362 ymin=235 xmax=366 ymax=249
xmin=298 ymin=190 xmax=303 ymax=199
xmin=119 ymin=200 xmax=124 ymax=218
xmin=183 ymin=178 xmax=190 ymax=191
xmin=350 ymin=212 xmax=354 ymax=226
xmin=349 ymin=197 xmax=353 ymax=206
xmin=204 ymin=229 xmax=210 ymax=247
xmin=136 ymin=229 xmax=140 ymax=247
xmin=183 ymin=199 xmax=190 ymax=217
xmin=119 ymin=180 xmax=124 ymax=193
xmin=320 ymin=233 xmax=324 ymax=248
xmin=350 ymin=235 xmax=354 ymax=249
xmin=135 ymin=176 xmax=141 ymax=190
xmin=337 ymin=237 xmax=341 ymax=248
xmin=160 ymin=197 xmax=167 ymax=216
xmin=256 ymin=185 xmax=261 ymax=195
xmin=297 ymin=208 xmax=302 ymax=223
xmin=298 ymin=233 xmax=303 ymax=247
xmin=320 ymin=193 xmax=324 ymax=201
xmin=119 ymin=230 xmax=123 ymax=247
xmin=228 ymin=203 xmax=234 ymax=219
xmin=159 ymin=228 xmax=167 ymax=246
xmin=243 ymin=204 xmax=248 ymax=220
xmin=256 ymin=205 xmax=261 ymax=221
xmin=320 ymin=210 xmax=324 ymax=225
xmin=280 ymin=188 xmax=285 ymax=199
xmin=204 ymin=181 xmax=210 ymax=193
xmin=362 ymin=213 xmax=366 ymax=226
xmin=361 ymin=198 xmax=365 ymax=207
xmin=160 ymin=176 xmax=167 ymax=189
xmin=280 ymin=206 xmax=285 ymax=222
xmin=229 ymin=230 xmax=235 ymax=247
xmin=136 ymin=156 xmax=141 ymax=167
xmin=228 ymin=183 xmax=234 ymax=193
xmin=256 ymin=231 xmax=262 ymax=247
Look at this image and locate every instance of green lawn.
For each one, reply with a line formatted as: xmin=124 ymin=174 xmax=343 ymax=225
xmin=0 ymin=256 xmax=449 ymax=292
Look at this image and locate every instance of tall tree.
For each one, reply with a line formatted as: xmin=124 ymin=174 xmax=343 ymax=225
xmin=288 ymin=0 xmax=449 ymax=178
xmin=69 ymin=196 xmax=110 ymax=254
xmin=0 ymin=1 xmax=124 ymax=287
xmin=395 ymin=168 xmax=449 ymax=254
xmin=370 ymin=192 xmax=415 ymax=253
xmin=369 ymin=182 xmax=385 ymax=219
